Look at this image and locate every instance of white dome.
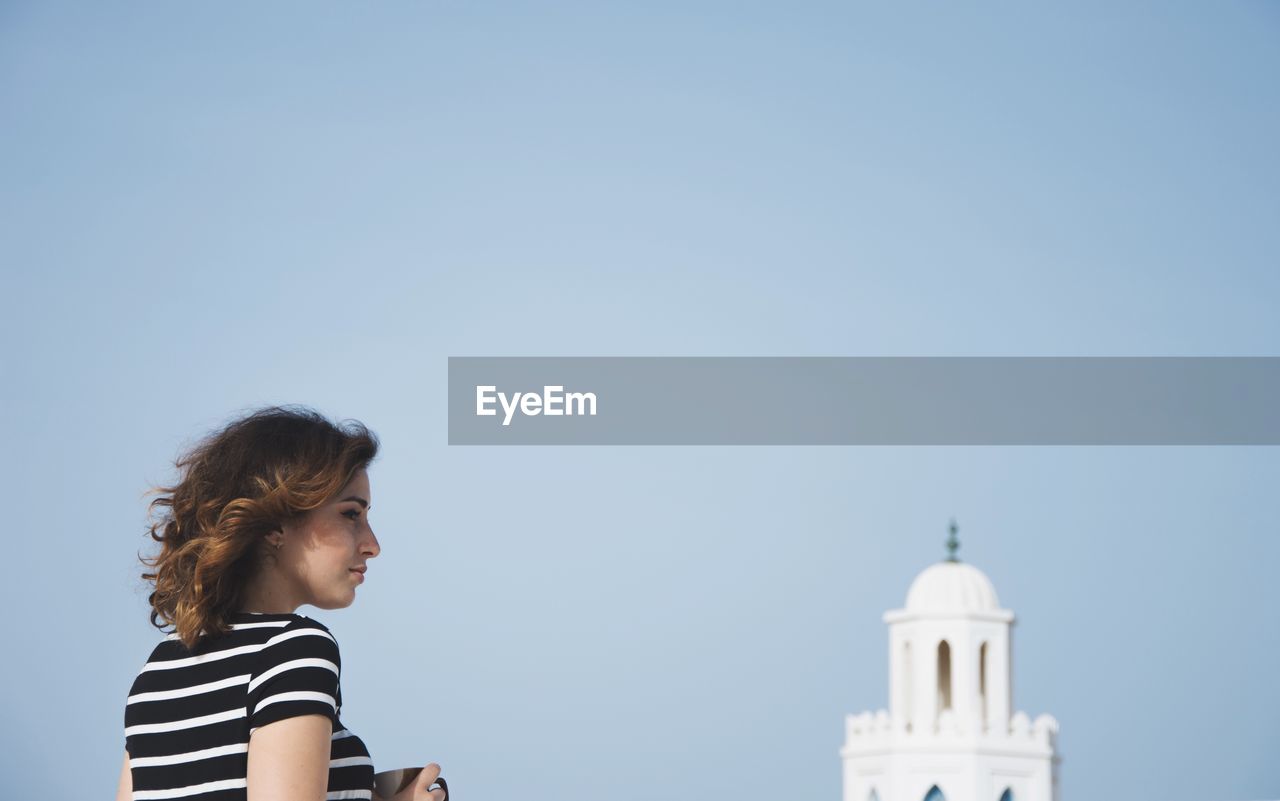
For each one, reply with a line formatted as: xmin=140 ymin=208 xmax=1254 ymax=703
xmin=904 ymin=560 xmax=1001 ymax=613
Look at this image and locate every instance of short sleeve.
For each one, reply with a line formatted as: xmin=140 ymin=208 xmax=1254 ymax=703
xmin=246 ymin=619 xmax=342 ymax=735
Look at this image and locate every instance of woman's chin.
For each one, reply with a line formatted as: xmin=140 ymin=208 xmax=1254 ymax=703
xmin=312 ymin=594 xmax=356 ymax=611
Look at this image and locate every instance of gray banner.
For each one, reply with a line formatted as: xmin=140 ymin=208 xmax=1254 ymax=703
xmin=447 ymin=357 xmax=1280 ymax=445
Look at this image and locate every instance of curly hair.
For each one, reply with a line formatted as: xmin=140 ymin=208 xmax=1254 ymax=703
xmin=138 ymin=405 xmax=380 ymax=650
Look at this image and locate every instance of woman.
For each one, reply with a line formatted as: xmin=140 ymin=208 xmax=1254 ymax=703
xmin=117 ymin=405 xmax=447 ymax=801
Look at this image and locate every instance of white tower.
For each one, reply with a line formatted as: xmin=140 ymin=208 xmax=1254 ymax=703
xmin=841 ymin=522 xmax=1060 ymax=801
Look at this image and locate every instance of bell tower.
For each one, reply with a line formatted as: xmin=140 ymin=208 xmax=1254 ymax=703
xmin=842 ymin=521 xmax=1060 ymax=801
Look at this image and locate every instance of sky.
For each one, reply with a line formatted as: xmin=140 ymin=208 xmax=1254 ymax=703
xmin=1 ymin=3 xmax=1278 ymax=801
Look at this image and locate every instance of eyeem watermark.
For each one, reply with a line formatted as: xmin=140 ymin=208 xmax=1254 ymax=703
xmin=450 ymin=357 xmax=1280 ymax=444
xmin=475 ymin=385 xmax=598 ymax=426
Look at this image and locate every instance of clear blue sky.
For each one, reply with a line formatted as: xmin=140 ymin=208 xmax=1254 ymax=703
xmin=2 ymin=3 xmax=1277 ymax=801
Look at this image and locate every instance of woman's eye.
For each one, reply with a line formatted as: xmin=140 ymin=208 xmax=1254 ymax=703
xmin=343 ymin=509 xmax=361 ymax=520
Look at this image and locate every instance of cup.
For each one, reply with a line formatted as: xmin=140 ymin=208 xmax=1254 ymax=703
xmin=373 ymin=766 xmax=423 ymax=799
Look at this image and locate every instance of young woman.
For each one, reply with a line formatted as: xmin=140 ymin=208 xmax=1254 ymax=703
xmin=117 ymin=405 xmax=448 ymax=801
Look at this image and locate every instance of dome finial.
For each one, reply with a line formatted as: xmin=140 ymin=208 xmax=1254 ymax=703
xmin=946 ymin=518 xmax=960 ymax=562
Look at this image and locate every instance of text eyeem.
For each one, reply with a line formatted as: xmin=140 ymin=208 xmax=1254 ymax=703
xmin=475 ymin=385 xmax=598 ymax=426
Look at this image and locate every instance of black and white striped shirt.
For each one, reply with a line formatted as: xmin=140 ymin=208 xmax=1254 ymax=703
xmin=124 ymin=611 xmax=375 ymax=800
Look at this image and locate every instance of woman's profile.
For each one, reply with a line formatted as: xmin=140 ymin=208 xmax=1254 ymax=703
xmin=117 ymin=405 xmax=447 ymax=801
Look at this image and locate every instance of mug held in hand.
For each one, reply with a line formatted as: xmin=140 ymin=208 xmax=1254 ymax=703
xmin=373 ymin=767 xmax=449 ymax=800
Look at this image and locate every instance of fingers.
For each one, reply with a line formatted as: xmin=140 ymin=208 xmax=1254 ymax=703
xmin=414 ymin=785 xmax=446 ymax=801
xmin=415 ymin=763 xmax=445 ymax=801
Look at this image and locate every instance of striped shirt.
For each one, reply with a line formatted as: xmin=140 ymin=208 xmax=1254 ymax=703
xmin=124 ymin=611 xmax=375 ymax=800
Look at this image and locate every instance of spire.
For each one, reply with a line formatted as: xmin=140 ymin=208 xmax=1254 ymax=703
xmin=945 ymin=518 xmax=960 ymax=562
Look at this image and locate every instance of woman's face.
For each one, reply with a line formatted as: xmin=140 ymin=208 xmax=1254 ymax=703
xmin=275 ymin=467 xmax=380 ymax=611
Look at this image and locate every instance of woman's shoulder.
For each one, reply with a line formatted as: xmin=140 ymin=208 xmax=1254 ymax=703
xmin=251 ymin=613 xmax=343 ymax=678
xmin=260 ymin=613 xmax=341 ymax=651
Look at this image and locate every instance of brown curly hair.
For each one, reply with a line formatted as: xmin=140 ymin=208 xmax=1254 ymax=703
xmin=138 ymin=405 xmax=380 ymax=650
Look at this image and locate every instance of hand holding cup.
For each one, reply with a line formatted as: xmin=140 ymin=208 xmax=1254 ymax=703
xmin=374 ymin=762 xmax=448 ymax=801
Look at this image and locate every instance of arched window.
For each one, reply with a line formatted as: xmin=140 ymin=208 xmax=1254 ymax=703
xmin=903 ymin=640 xmax=914 ymax=733
xmin=924 ymin=784 xmax=947 ymax=801
xmin=998 ymin=788 xmax=1013 ymax=801
xmin=937 ymin=641 xmax=952 ymax=711
xmin=979 ymin=641 xmax=989 ymax=729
